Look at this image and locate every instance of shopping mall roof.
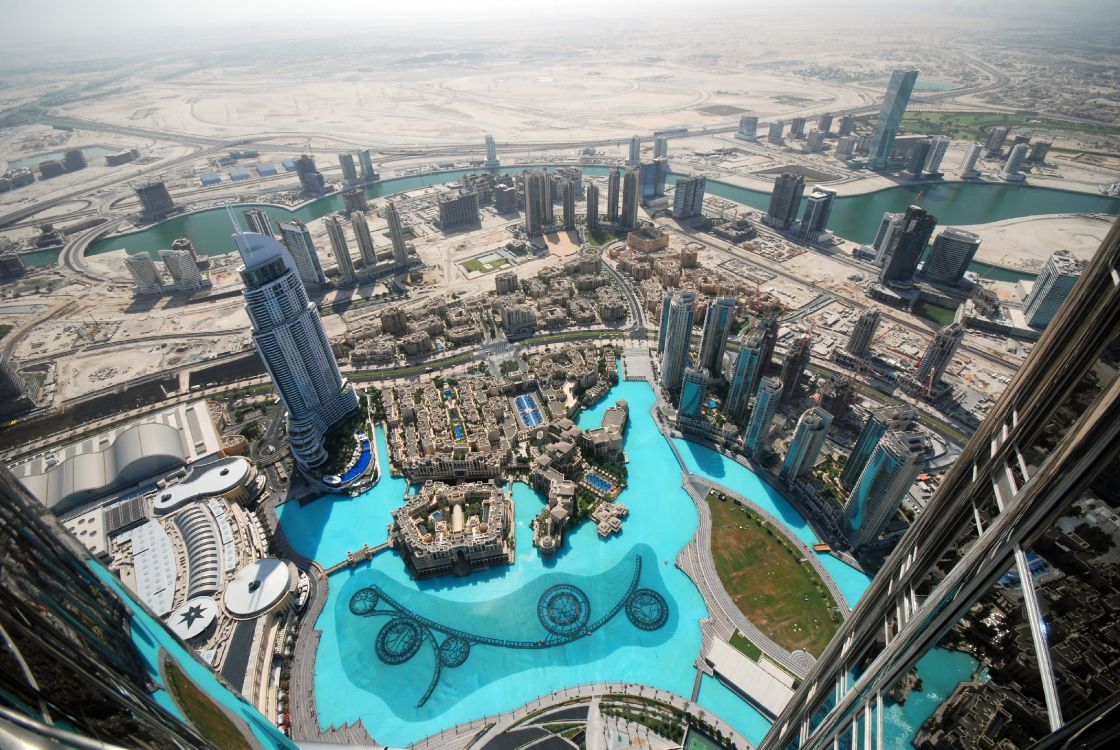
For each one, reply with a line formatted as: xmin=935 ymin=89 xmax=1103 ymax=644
xmin=223 ymin=558 xmax=292 ymax=619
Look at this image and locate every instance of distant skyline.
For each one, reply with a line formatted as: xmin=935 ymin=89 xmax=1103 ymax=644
xmin=1 ymin=0 xmax=1117 ymax=62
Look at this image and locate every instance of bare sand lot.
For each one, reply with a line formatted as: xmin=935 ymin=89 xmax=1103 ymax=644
xmin=961 ymin=214 xmax=1113 ymax=272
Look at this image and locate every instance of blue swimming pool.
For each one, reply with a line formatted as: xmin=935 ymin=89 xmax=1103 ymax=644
xmin=452 ymin=424 xmax=465 ymax=440
xmin=585 ymin=472 xmax=614 ymax=492
xmin=279 ymin=375 xmax=872 ymax=746
xmin=339 ymin=439 xmax=372 ymax=483
xmin=515 ymin=394 xmax=543 ymax=427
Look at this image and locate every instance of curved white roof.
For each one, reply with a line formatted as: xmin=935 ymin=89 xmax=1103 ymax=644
xmin=167 ymin=596 xmax=218 ymax=641
xmin=154 ymin=457 xmax=252 ymax=514
xmin=223 ymin=558 xmax=292 ymax=619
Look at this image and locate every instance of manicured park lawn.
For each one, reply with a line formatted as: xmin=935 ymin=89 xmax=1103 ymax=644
xmin=706 ymin=491 xmax=839 ymax=656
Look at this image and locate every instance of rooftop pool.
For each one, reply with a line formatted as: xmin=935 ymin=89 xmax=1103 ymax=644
xmin=278 ymin=378 xmax=871 ymax=746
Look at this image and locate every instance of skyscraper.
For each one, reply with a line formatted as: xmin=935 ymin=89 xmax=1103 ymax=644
xmin=840 ymin=404 xmax=916 ymax=489
xmin=385 ymin=201 xmax=410 ymax=265
xmin=838 ymin=114 xmax=856 ymax=136
xmin=0 ymin=353 xmax=34 ymax=415
xmin=871 ymin=212 xmax=902 ymax=266
xmin=628 ymin=135 xmax=641 ymax=166
xmin=236 ymin=231 xmax=359 ymax=469
xmin=351 ymin=212 xmax=377 ymax=267
xmin=607 ymin=167 xmax=621 ymax=222
xmin=846 ymin=307 xmax=881 ymax=358
xmin=817 ymin=113 xmax=833 ymax=133
xmin=243 ymin=208 xmax=274 ymax=237
xmin=868 ymin=69 xmax=919 ymax=169
xmin=358 ymin=148 xmax=376 ymax=180
xmin=959 ymin=141 xmax=983 ymax=178
xmin=921 ymin=227 xmax=981 ymax=284
xmin=779 ymin=335 xmax=812 ymax=403
xmin=657 ymin=289 xmax=673 ymax=355
xmin=485 ymin=134 xmax=499 ymax=167
xmin=1028 ymin=140 xmax=1051 ymax=164
xmin=659 ymin=290 xmax=696 ymax=393
xmin=744 ymin=376 xmax=782 ymax=456
xmin=841 ymin=432 xmax=918 ymax=548
xmin=672 ymin=175 xmax=707 ymax=219
xmin=767 ymin=122 xmax=784 ymax=142
xmin=123 ymin=253 xmax=164 ymax=295
xmin=541 ymin=173 xmax=555 ymax=225
xmin=779 ymin=406 xmax=832 ymax=483
xmin=0 ymin=467 xmax=299 ymax=749
xmin=562 ymin=179 xmax=576 ymax=231
xmin=585 ymin=182 xmax=600 ymax=229
xmin=879 ymin=205 xmax=937 ymax=287
xmin=985 ymin=124 xmax=1009 ymax=154
xmin=764 ymin=172 xmax=805 ymax=231
xmin=1001 ymin=142 xmax=1029 ymax=181
xmin=524 ymin=172 xmax=544 ymax=235
xmin=654 ymin=136 xmax=668 ymax=159
xmin=653 ymin=157 xmax=669 ymax=197
xmin=915 ymin=321 xmax=965 ymax=390
xmin=677 ymin=367 xmax=708 ymax=423
xmin=736 ymin=115 xmax=758 ymax=140
xmin=698 ymin=296 xmax=736 ymax=377
xmin=294 ymin=154 xmax=326 ymax=195
xmin=324 ymin=214 xmax=356 ymax=286
xmin=798 ymin=187 xmax=836 ymax=239
xmin=925 ymin=134 xmax=950 ymax=173
xmin=339 ymin=152 xmax=359 ymax=182
xmin=758 ymin=313 xmax=781 ymax=377
xmin=159 ymin=247 xmax=203 ymax=290
xmin=905 ymin=140 xmax=932 ymax=177
xmin=725 ymin=332 xmax=765 ymax=420
xmin=621 ymin=167 xmax=640 ymax=230
xmin=278 ymin=218 xmax=326 ymax=285
xmin=133 ymin=179 xmax=176 ymax=220
xmin=762 ymin=222 xmax=1120 ymax=750
xmin=789 ymin=117 xmax=806 ymax=138
xmin=1023 ymin=249 xmax=1085 ymax=328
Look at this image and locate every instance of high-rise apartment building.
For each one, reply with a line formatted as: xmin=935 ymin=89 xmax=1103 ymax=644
xmin=657 ymin=289 xmax=673 ymax=355
xmin=672 ymin=175 xmax=707 ymax=219
xmin=925 ymin=134 xmax=950 ymax=173
xmin=837 ymin=115 xmax=856 ymax=136
xmin=123 ymin=252 xmax=164 ymax=295
xmin=985 ymin=125 xmax=1009 ymax=154
xmin=607 ymin=167 xmax=621 ymax=222
xmin=0 ymin=353 xmax=35 ymax=416
xmin=915 ymin=321 xmax=965 ymax=389
xmin=698 ymin=296 xmax=736 ymax=377
xmin=1023 ymin=249 xmax=1085 ymax=328
xmin=764 ymin=172 xmax=805 ymax=231
xmin=879 ymin=205 xmax=937 ymax=287
xmin=960 ymin=141 xmax=983 ymax=177
xmin=779 ymin=335 xmax=812 ymax=403
xmin=905 ymin=140 xmax=932 ymax=178
xmin=840 ymin=404 xmax=915 ymax=489
xmin=159 ymin=247 xmax=203 ymax=290
xmin=437 ymin=192 xmax=481 ymax=230
xmin=585 ymin=183 xmax=600 ymax=229
xmin=278 ymin=219 xmax=326 ymax=286
xmin=1028 ymin=140 xmax=1051 ymax=164
xmin=236 ymin=231 xmax=359 ymax=469
xmin=779 ymin=406 xmax=832 ymax=482
xmin=324 ymin=214 xmax=356 ymax=286
xmin=805 ymin=130 xmax=827 ymax=154
xmin=759 ymin=313 xmax=780 ymax=377
xmin=351 ymin=212 xmax=377 ymax=267
xmin=761 ymin=218 xmax=1120 ymax=750
xmin=343 ymin=187 xmax=368 ymax=215
xmin=817 ymin=113 xmax=833 ymax=133
xmin=841 ymin=431 xmax=918 ymax=549
xmin=736 ymin=115 xmax=758 ymax=140
xmin=485 ymin=134 xmax=499 ymax=167
xmin=725 ymin=332 xmax=765 ymax=420
xmin=744 ymin=376 xmax=782 ymax=456
xmin=846 ymin=307 xmax=881 ymax=358
xmin=798 ymin=187 xmax=836 ymax=239
xmin=621 ymin=167 xmax=640 ymax=230
xmin=562 ymin=179 xmax=576 ymax=231
xmin=921 ymin=227 xmax=981 ymax=284
xmin=243 ymin=208 xmax=274 ymax=238
xmin=294 ymin=154 xmax=326 ymax=195
xmin=133 ymin=179 xmax=176 ymax=220
xmin=871 ymin=211 xmax=902 ymax=265
xmin=385 ymin=201 xmax=410 ymax=265
xmin=767 ymin=122 xmax=784 ymax=142
xmin=524 ymin=172 xmax=545 ymax=236
xmin=1001 ymin=142 xmax=1029 ymax=181
xmin=358 ymin=148 xmax=376 ymax=180
xmin=659 ymin=290 xmax=696 ymax=393
xmin=868 ymin=70 xmax=919 ymax=169
xmin=339 ymin=152 xmax=359 ymax=182
xmin=677 ymin=367 xmax=708 ymax=424
xmin=628 ymin=135 xmax=641 ymax=166
xmin=654 ymin=136 xmax=668 ymax=159
xmin=790 ymin=117 xmax=806 ymax=138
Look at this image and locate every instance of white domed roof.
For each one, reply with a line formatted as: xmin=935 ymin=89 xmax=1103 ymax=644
xmin=223 ymin=558 xmax=292 ymax=619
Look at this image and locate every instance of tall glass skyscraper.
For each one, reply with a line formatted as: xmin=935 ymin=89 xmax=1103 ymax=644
xmin=761 ymin=219 xmax=1120 ymax=750
xmin=237 ymin=231 xmax=359 ymax=469
xmin=868 ymin=70 xmax=918 ymax=169
xmin=724 ymin=331 xmax=765 ymax=420
xmin=658 ymin=290 xmax=697 ymax=393
xmin=744 ymin=376 xmax=782 ymax=456
xmin=841 ymin=431 xmax=919 ymax=549
xmin=697 ymin=296 xmax=736 ymax=376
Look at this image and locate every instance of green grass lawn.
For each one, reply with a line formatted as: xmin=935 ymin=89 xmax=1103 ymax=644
xmin=913 ymin=300 xmax=959 ymax=326
xmin=706 ymin=491 xmax=839 ymax=656
xmin=587 ymin=228 xmax=620 ymax=247
xmin=164 ymin=661 xmax=251 ymax=750
xmin=729 ymin=630 xmax=763 ymax=661
xmin=463 ymin=257 xmax=510 ymax=274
